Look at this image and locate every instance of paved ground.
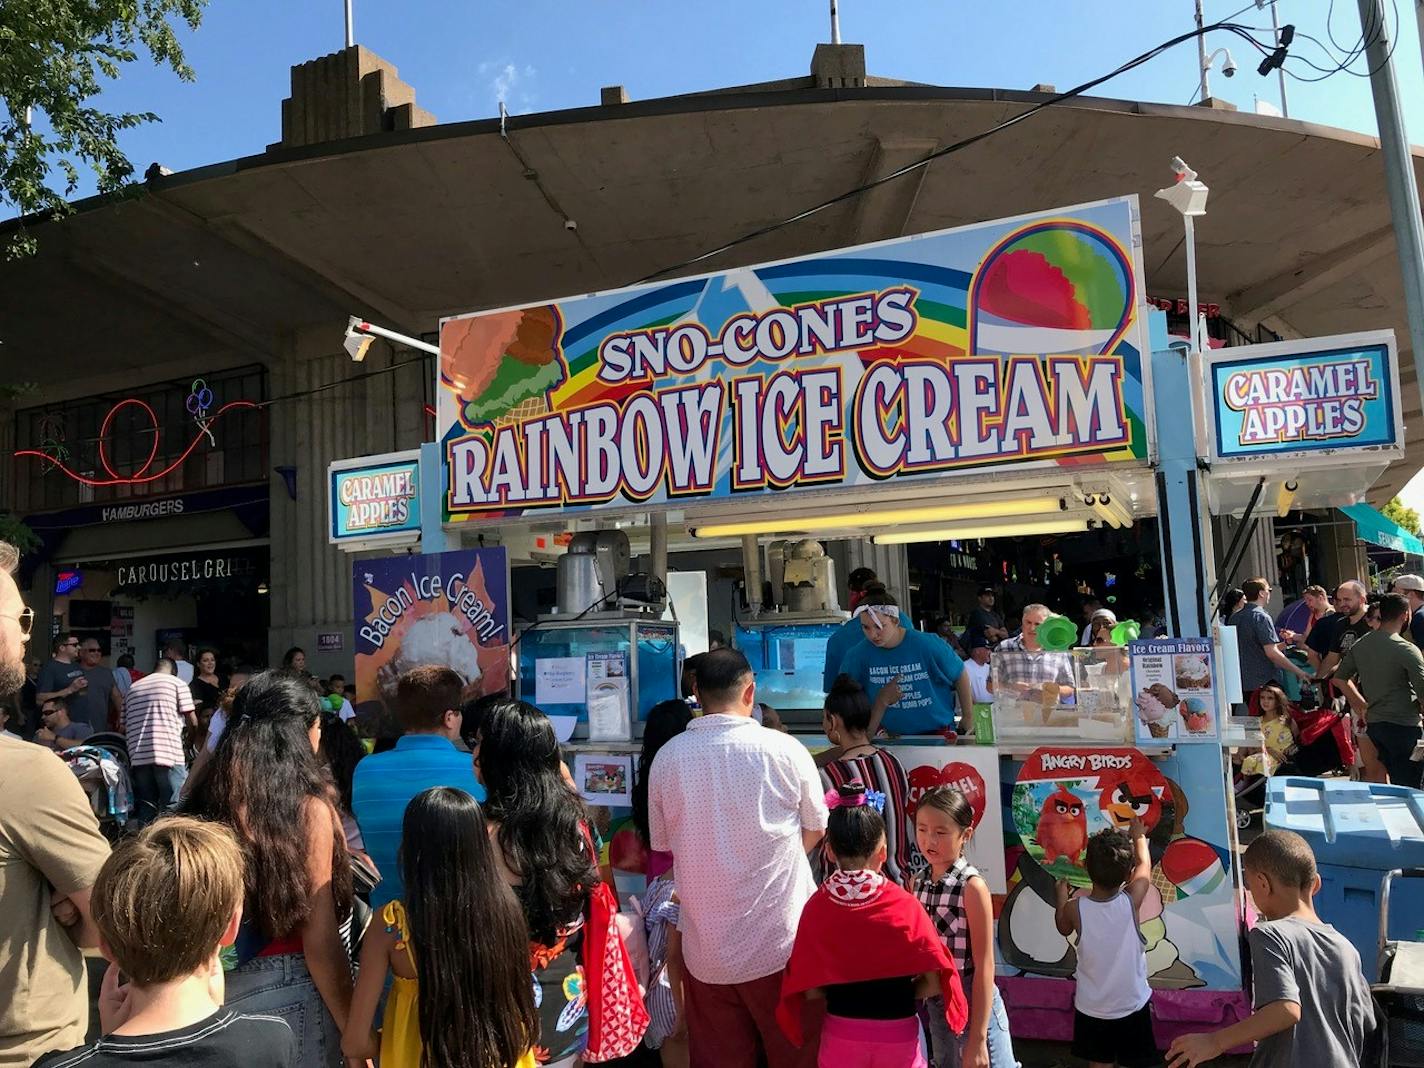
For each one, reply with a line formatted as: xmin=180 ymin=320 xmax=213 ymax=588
xmin=1015 ymin=1037 xmax=1251 ymax=1066
xmin=86 ymin=959 xmax=1256 ymax=1065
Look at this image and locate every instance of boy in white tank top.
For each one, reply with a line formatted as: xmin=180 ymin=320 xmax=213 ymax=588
xmin=1053 ymin=818 xmax=1160 ymax=1067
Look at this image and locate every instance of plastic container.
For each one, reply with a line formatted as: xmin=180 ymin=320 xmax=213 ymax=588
xmin=1264 ymin=776 xmax=1424 ymax=980
xmin=990 ymin=647 xmax=1132 ymax=745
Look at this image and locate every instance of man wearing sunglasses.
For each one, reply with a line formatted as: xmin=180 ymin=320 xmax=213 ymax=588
xmin=0 ymin=539 xmax=112 ymax=1066
xmin=34 ymin=634 xmax=84 ymax=721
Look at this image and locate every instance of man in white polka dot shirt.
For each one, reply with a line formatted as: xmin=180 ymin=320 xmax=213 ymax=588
xmin=648 ymin=648 xmax=829 ymax=1067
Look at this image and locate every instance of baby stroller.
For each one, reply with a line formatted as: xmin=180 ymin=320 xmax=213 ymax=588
xmin=60 ymin=732 xmax=134 ymax=843
xmin=1374 ymin=869 xmax=1424 ymax=1066
xmin=1290 ymin=679 xmax=1357 ymax=776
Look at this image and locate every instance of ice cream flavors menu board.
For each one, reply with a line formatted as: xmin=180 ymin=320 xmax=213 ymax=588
xmin=353 ymin=548 xmax=510 ymax=728
xmin=1128 ymin=638 xmax=1218 ymax=744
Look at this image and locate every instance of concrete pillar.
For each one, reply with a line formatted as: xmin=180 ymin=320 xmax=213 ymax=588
xmin=1216 ymin=516 xmax=1283 ymax=616
xmin=1317 ymin=512 xmax=1370 ymax=591
xmin=811 ymin=43 xmax=867 ymax=88
xmin=826 ymin=540 xmax=909 ymax=612
xmin=266 ymin=334 xmax=430 ymax=676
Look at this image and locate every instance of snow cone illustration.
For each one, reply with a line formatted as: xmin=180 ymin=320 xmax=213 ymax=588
xmin=441 ymin=304 xmax=565 ymax=429
xmin=968 ymin=221 xmax=1134 ymax=358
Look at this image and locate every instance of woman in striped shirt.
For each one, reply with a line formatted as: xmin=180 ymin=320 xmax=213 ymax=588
xmin=814 ymin=675 xmax=912 ymax=885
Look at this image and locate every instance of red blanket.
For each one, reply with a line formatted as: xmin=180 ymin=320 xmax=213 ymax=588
xmin=777 ymin=873 xmax=969 ymax=1045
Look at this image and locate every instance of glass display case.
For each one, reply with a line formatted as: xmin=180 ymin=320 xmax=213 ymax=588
xmin=734 ymin=620 xmax=841 ymax=723
xmin=516 ymin=619 xmax=680 ymax=737
xmin=989 ymin=645 xmax=1132 ymax=744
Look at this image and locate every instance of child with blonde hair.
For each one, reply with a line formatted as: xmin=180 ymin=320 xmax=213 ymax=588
xmin=34 ymin=817 xmax=295 ymax=1067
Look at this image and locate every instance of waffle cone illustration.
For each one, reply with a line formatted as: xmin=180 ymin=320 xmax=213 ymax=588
xmin=443 ymin=304 xmax=565 ymax=428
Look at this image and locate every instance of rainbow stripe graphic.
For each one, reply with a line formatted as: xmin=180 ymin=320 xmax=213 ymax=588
xmin=439 ymin=197 xmax=1148 ymax=521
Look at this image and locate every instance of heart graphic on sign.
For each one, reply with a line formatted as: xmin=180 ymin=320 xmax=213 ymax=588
xmin=905 ymin=762 xmax=987 ymax=828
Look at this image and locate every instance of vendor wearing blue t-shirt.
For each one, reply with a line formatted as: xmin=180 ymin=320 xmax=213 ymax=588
xmin=839 ymin=591 xmax=972 ymax=735
xmin=822 ymin=595 xmax=915 ymax=689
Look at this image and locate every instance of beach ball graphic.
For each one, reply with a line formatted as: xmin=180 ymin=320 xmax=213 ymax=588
xmin=967 ymin=221 xmax=1134 ymax=357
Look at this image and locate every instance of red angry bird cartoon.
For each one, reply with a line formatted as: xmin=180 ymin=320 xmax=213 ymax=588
xmin=1033 ymin=785 xmax=1087 ymax=865
xmin=1098 ymin=772 xmax=1165 ymax=833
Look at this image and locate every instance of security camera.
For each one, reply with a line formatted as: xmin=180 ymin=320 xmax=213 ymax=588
xmin=1223 ymin=53 xmax=1238 ymax=77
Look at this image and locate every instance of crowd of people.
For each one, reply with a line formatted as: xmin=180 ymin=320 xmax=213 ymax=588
xmin=1226 ymin=575 xmax=1424 ymax=789
xmin=0 ymin=540 xmax=1383 ymax=1068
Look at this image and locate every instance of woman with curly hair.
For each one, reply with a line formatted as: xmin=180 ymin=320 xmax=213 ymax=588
xmin=182 ymin=670 xmax=354 ymax=1067
xmin=475 ymin=699 xmax=647 ymax=1065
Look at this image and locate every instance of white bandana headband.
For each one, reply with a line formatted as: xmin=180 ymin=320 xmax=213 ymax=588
xmin=852 ymin=603 xmax=895 ymax=630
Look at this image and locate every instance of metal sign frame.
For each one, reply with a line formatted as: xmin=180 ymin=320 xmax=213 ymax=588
xmin=328 ymin=449 xmax=422 ymax=552
xmin=1202 ymin=329 xmax=1403 ymax=469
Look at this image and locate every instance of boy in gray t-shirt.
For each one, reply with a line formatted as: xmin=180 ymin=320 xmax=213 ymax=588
xmin=1167 ymin=830 xmax=1374 ymax=1067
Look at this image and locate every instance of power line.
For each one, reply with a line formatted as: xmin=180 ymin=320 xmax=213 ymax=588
xmin=634 ymin=18 xmax=1278 ymax=285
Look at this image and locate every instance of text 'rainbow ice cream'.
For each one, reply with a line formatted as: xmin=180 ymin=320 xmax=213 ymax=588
xmin=448 ymin=287 xmax=1129 ymax=510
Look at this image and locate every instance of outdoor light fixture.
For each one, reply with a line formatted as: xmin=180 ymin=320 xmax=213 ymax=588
xmin=1276 ymin=480 xmax=1299 ymax=517
xmin=1155 ymin=158 xmax=1209 ymax=356
xmin=343 ymin=318 xmax=376 ymax=362
xmin=689 ymin=497 xmax=1065 ymax=539
xmin=872 ymin=516 xmax=1090 ymax=546
xmin=344 ymin=316 xmax=440 ymax=362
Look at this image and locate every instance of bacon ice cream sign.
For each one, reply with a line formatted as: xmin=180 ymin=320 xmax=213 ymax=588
xmin=1208 ymin=332 xmax=1400 ymax=461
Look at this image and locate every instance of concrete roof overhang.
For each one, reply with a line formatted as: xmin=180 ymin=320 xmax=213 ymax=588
xmin=2 ymin=83 xmax=1420 ymax=498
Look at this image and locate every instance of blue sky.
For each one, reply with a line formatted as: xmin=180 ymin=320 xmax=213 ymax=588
xmin=48 ymin=0 xmax=1424 ymax=189
xmin=27 ymin=0 xmax=1424 ymax=508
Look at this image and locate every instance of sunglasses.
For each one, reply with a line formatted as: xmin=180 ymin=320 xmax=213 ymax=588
xmin=1 ymin=607 xmax=35 ymax=637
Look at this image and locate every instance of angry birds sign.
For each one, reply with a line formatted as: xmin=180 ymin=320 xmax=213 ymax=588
xmin=1010 ymin=747 xmax=1169 ymax=884
xmin=1000 ymin=747 xmax=1231 ymax=989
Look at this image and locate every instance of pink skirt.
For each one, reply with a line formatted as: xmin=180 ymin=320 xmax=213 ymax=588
xmin=818 ymin=1013 xmax=926 ymax=1068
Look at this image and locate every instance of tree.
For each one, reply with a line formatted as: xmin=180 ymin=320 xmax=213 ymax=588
xmin=1383 ymin=497 xmax=1421 ymax=537
xmin=0 ymin=514 xmax=39 ymax=554
xmin=0 ymin=0 xmax=207 ymax=257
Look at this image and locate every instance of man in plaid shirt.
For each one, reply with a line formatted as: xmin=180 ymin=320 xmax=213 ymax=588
xmin=994 ymin=604 xmax=1074 ymax=700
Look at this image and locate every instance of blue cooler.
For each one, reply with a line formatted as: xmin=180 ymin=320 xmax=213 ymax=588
xmin=1264 ymin=777 xmax=1424 ymax=980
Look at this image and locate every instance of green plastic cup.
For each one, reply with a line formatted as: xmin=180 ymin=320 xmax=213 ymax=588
xmin=1111 ymin=620 xmax=1142 ymax=644
xmin=1037 ymin=614 xmax=1078 ymax=651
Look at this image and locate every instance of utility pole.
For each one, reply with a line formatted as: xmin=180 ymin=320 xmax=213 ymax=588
xmin=1358 ymin=0 xmax=1424 ymax=415
xmin=1267 ymin=0 xmax=1289 ymax=116
xmin=1195 ymin=0 xmax=1211 ymax=103
xmin=344 ymin=0 xmax=354 ymax=48
xmin=830 ymin=0 xmax=841 ymax=44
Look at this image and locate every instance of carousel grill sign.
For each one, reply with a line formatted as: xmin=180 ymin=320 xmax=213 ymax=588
xmin=438 ymin=197 xmax=1152 ymax=521
xmin=115 ymin=550 xmax=258 ymax=589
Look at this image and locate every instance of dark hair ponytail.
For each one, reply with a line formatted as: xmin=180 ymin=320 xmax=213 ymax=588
xmin=824 ymin=674 xmax=872 ymax=733
xmin=826 ymin=782 xmax=886 ymax=867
